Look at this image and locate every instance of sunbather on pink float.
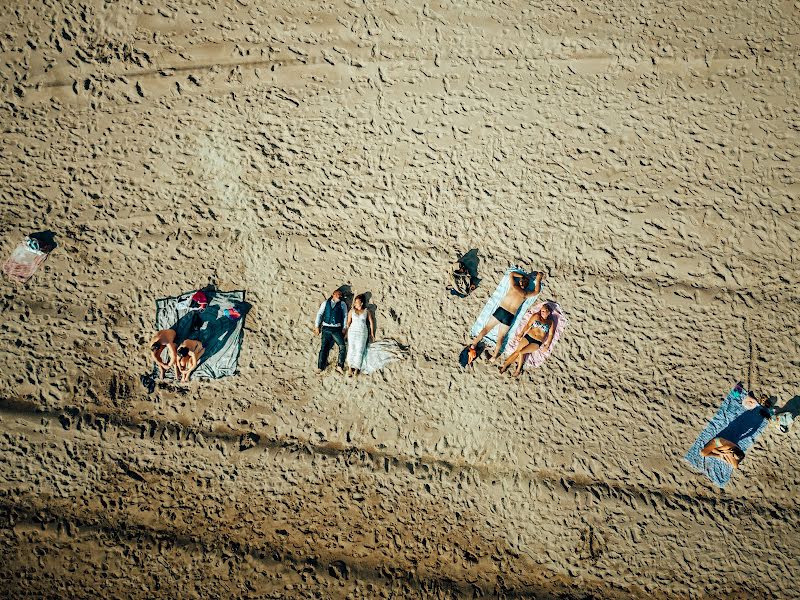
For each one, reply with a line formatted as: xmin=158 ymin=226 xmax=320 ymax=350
xmin=499 ymin=303 xmax=555 ymax=377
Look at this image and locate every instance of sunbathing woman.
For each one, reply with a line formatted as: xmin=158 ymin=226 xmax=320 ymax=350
xmin=499 ymin=303 xmax=555 ymax=377
xmin=701 ymin=437 xmax=745 ymax=469
xmin=150 ymin=329 xmax=178 ymax=379
xmin=176 ymin=339 xmax=205 ymax=383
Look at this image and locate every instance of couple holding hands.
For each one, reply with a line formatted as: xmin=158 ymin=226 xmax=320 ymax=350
xmin=148 ymin=291 xmax=210 ymax=383
xmin=149 ymin=330 xmax=204 ymax=383
xmin=314 ymin=288 xmax=375 ymax=376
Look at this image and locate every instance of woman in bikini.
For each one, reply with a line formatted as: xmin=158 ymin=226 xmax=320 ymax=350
xmin=499 ymin=303 xmax=555 ymax=377
xmin=176 ymin=338 xmax=205 ymax=383
xmin=700 ymin=437 xmax=745 ymax=469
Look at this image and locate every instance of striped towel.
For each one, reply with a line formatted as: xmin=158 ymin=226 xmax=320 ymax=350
xmin=2 ymin=238 xmax=50 ymax=285
xmin=469 ymin=266 xmax=543 ymax=353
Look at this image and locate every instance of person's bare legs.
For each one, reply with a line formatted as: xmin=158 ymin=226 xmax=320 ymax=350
xmin=488 ymin=324 xmax=511 ymax=362
xmin=184 ymin=348 xmax=204 ymax=383
xmin=152 ymin=346 xmax=170 ymax=379
xmin=513 ymin=355 xmax=525 ymax=377
xmin=499 ymin=345 xmax=525 ymax=373
xmin=152 ymin=352 xmax=166 ymax=379
xmin=166 ymin=342 xmax=177 ymax=378
xmin=700 ymin=437 xmax=744 ymax=469
xmin=470 ymin=318 xmax=499 ymax=349
xmin=510 ymin=342 xmax=541 ymax=376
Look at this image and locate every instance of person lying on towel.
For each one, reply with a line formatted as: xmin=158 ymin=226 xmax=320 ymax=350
xmin=701 ymin=437 xmax=745 ymax=469
xmin=499 ymin=303 xmax=555 ymax=377
xmin=150 ymin=328 xmax=178 ymax=379
xmin=176 ymin=338 xmax=205 ymax=383
xmin=469 ymin=270 xmax=545 ymax=362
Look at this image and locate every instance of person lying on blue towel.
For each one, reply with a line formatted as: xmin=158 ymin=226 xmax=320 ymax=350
xmin=469 ymin=270 xmax=545 ymax=362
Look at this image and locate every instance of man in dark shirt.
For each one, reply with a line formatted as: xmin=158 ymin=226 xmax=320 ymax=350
xmin=314 ymin=288 xmax=348 ymax=374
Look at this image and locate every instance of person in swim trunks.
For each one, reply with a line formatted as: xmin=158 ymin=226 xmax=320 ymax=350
xmin=149 ymin=328 xmax=178 ymax=379
xmin=499 ymin=303 xmax=555 ymax=377
xmin=469 ymin=270 xmax=545 ymax=362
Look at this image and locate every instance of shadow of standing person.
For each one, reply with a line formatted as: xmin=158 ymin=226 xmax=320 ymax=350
xmin=362 ymin=291 xmax=378 ymax=336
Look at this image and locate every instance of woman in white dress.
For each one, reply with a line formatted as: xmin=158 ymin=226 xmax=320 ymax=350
xmin=345 ymin=294 xmax=375 ymax=376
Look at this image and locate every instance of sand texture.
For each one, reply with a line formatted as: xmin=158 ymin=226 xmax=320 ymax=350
xmin=1 ymin=0 xmax=799 ymax=597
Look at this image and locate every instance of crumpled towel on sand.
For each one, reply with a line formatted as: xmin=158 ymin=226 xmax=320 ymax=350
xmin=2 ymin=237 xmax=50 ymax=284
xmin=468 ymin=266 xmax=544 ymax=353
xmin=504 ymin=301 xmax=568 ymax=369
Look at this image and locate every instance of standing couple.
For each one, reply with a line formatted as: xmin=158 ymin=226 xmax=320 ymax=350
xmin=314 ymin=288 xmax=375 ymax=376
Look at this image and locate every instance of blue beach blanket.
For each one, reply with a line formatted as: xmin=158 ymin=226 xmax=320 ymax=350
xmin=469 ymin=266 xmax=543 ymax=353
xmin=155 ymin=290 xmax=250 ymax=380
xmin=684 ymin=383 xmax=769 ymax=488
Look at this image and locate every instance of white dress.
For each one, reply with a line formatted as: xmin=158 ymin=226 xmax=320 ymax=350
xmin=360 ymin=340 xmax=408 ymax=374
xmin=346 ymin=310 xmax=369 ymax=369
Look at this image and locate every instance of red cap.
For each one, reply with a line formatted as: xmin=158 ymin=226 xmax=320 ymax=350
xmin=191 ymin=291 xmax=208 ymax=307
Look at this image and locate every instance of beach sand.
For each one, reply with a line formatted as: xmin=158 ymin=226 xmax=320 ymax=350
xmin=0 ymin=0 xmax=798 ymax=597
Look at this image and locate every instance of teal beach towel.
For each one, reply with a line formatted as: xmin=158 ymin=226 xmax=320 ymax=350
xmin=684 ymin=383 xmax=769 ymax=488
xmin=155 ymin=290 xmax=250 ymax=380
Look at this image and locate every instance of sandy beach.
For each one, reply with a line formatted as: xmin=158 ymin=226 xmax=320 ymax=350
xmin=0 ymin=0 xmax=798 ymax=597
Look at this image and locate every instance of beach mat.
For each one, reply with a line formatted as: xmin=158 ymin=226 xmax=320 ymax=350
xmin=2 ymin=237 xmax=51 ymax=284
xmin=468 ymin=266 xmax=542 ymax=353
xmin=155 ymin=290 xmax=250 ymax=380
xmin=684 ymin=383 xmax=769 ymax=488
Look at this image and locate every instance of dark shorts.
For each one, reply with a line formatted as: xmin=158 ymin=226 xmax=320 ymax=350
xmin=493 ymin=306 xmax=515 ymax=326
xmin=524 ymin=334 xmax=542 ymax=347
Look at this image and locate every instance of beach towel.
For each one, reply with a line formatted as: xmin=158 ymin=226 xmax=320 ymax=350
xmin=684 ymin=383 xmax=769 ymax=488
xmin=2 ymin=237 xmax=51 ymax=284
xmin=155 ymin=290 xmax=250 ymax=380
xmin=504 ymin=301 xmax=568 ymax=369
xmin=468 ymin=266 xmax=543 ymax=353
